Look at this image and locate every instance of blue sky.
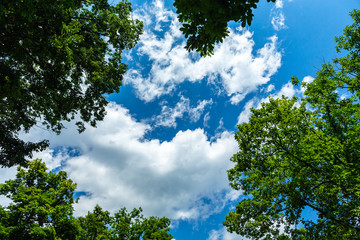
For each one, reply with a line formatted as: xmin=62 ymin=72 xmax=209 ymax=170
xmin=1 ymin=0 xmax=360 ymax=239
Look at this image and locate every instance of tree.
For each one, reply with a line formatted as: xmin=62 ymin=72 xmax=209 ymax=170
xmin=77 ymin=205 xmax=112 ymax=240
xmin=78 ymin=205 xmax=173 ymax=240
xmin=112 ymin=208 xmax=172 ymax=240
xmin=0 ymin=159 xmax=79 ymax=239
xmin=0 ymin=0 xmax=143 ymax=167
xmin=0 ymin=160 xmax=174 ymax=239
xmin=140 ymin=215 xmax=173 ymax=239
xmin=224 ymin=10 xmax=360 ymax=239
xmin=173 ymin=0 xmax=276 ymax=56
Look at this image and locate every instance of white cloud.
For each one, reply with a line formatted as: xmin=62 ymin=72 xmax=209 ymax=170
xmin=0 ymin=167 xmax=17 ymax=185
xmin=271 ymin=10 xmax=286 ymax=31
xmin=265 ymin=84 xmax=275 ymax=93
xmin=13 ymin=103 xmax=239 ymax=221
xmin=237 ymin=98 xmax=260 ymax=125
xmin=230 ymin=93 xmax=246 ymax=105
xmin=203 ymin=112 xmax=211 ymax=128
xmin=153 ymin=96 xmax=213 ymax=128
xmin=225 ymin=189 xmax=242 ymax=202
xmin=188 ymin=99 xmax=214 ymax=122
xmin=275 ymin=0 xmax=284 ymax=9
xmin=126 ymin=1 xmax=282 ymax=104
xmin=31 ymin=148 xmax=69 ymax=170
xmin=208 ymin=227 xmax=246 ymax=240
xmin=211 ymin=118 xmax=228 ymax=141
xmin=272 ymin=82 xmax=297 ymax=99
xmin=270 ymin=0 xmax=290 ymax=31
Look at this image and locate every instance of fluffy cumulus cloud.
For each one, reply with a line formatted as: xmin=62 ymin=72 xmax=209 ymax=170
xmin=126 ymin=0 xmax=282 ymax=104
xmin=13 ymin=102 xmax=239 ymax=220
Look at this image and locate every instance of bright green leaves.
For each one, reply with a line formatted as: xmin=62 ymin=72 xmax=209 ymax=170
xmin=77 ymin=205 xmax=173 ymax=240
xmin=78 ymin=205 xmax=112 ymax=239
xmin=174 ymin=0 xmax=276 ymax=56
xmin=0 ymin=0 xmax=143 ymax=167
xmin=109 ymin=207 xmax=172 ymax=240
xmin=334 ymin=10 xmax=360 ymax=98
xmin=224 ymin=10 xmax=360 ymax=239
xmin=0 ymin=159 xmax=79 ymax=240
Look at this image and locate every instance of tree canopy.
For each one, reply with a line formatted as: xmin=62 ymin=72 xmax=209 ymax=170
xmin=223 ymin=10 xmax=360 ymax=239
xmin=0 ymin=159 xmax=79 ymax=239
xmin=0 ymin=0 xmax=143 ymax=167
xmin=174 ymin=0 xmax=276 ymax=56
xmin=78 ymin=205 xmax=173 ymax=240
xmin=0 ymin=159 xmax=173 ymax=240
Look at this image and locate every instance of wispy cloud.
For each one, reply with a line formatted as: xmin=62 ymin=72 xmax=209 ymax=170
xmin=153 ymin=96 xmax=213 ymax=128
xmin=203 ymin=112 xmax=211 ymax=128
xmin=271 ymin=11 xmax=286 ymax=31
xmin=208 ymin=226 xmax=245 ymax=240
xmin=270 ymin=0 xmax=288 ymax=31
xmin=275 ymin=0 xmax=284 ymax=9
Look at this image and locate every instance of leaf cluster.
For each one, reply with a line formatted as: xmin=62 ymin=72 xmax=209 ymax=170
xmin=78 ymin=205 xmax=172 ymax=240
xmin=174 ymin=0 xmax=275 ymax=56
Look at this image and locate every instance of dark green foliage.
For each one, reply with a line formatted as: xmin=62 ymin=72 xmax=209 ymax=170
xmin=0 ymin=125 xmax=49 ymax=167
xmin=224 ymin=10 xmax=360 ymax=239
xmin=0 ymin=0 xmax=143 ymax=167
xmin=174 ymin=0 xmax=276 ymax=56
